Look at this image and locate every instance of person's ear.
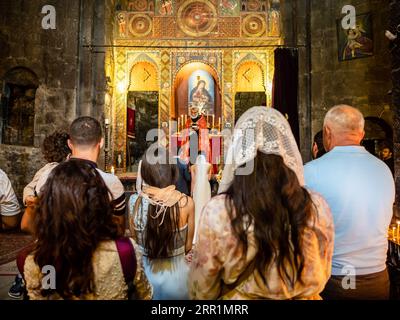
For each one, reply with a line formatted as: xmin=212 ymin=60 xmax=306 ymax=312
xmin=67 ymin=139 xmax=74 ymax=152
xmin=360 ymin=130 xmax=365 ymax=142
xmin=312 ymin=142 xmax=318 ymax=159
xmin=99 ymin=138 xmax=104 ymax=149
xmin=323 ymin=126 xmax=332 ymax=152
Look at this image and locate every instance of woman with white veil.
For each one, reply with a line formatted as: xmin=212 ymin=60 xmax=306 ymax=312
xmin=189 ymin=107 xmax=334 ymax=300
xmin=191 ymin=152 xmax=212 ymax=242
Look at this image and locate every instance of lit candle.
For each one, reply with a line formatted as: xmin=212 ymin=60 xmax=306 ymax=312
xmin=111 ymin=166 xmax=115 ymax=175
xmin=105 ymin=118 xmax=110 ymax=125
xmin=212 ymin=115 xmax=215 ymax=129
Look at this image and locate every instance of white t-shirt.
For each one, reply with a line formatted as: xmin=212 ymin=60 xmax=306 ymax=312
xmin=33 ymin=159 xmax=126 ymax=216
xmin=23 ymin=162 xmax=59 ymax=204
xmin=0 ymin=169 xmax=21 ymax=217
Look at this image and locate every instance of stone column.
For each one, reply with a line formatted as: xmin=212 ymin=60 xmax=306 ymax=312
xmin=390 ymin=0 xmax=400 ymax=212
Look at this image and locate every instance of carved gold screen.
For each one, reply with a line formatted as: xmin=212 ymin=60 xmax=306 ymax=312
xmin=108 ymin=0 xmax=282 ymax=172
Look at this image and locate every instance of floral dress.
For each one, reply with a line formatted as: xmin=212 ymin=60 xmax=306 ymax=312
xmin=189 ymin=193 xmax=334 ymax=300
xmin=24 ymin=239 xmax=153 ymax=300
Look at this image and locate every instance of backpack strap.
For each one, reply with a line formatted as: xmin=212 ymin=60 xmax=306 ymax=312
xmin=115 ymin=238 xmax=137 ymax=285
xmin=219 ymin=259 xmax=256 ymax=299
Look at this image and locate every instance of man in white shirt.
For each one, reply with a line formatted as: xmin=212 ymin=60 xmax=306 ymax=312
xmin=0 ymin=169 xmax=21 ymax=230
xmin=21 ymin=117 xmax=126 ymax=234
xmin=304 ymin=105 xmax=395 ymax=300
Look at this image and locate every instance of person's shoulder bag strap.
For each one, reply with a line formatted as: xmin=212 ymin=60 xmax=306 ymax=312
xmin=115 ymin=237 xmax=137 ymax=299
xmin=219 ymin=259 xmax=256 ymax=299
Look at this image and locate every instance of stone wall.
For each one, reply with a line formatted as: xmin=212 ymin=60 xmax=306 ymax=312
xmin=0 ymin=145 xmax=46 ymax=203
xmin=0 ymin=0 xmax=113 ymax=200
xmin=281 ymin=0 xmax=392 ymax=162
xmin=0 ymin=0 xmax=80 ymax=199
xmin=309 ymin=0 xmax=392 ymax=138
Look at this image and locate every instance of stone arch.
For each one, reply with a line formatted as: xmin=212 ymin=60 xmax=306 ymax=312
xmin=363 ymin=116 xmax=393 ymax=157
xmin=234 ymin=60 xmax=266 ymax=92
xmin=128 ymin=61 xmax=159 ymax=91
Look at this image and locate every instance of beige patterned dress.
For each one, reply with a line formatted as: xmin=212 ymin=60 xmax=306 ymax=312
xmin=189 ymin=192 xmax=334 ymax=300
xmin=24 ymin=238 xmax=153 ymax=300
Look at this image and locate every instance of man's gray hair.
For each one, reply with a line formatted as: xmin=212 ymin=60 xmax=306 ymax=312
xmin=323 ymin=105 xmax=365 ymax=133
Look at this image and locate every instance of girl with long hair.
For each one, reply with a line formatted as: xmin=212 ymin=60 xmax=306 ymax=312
xmin=189 ymin=107 xmax=334 ymax=300
xmin=23 ymin=159 xmax=152 ymax=300
xmin=129 ymin=147 xmax=195 ymax=300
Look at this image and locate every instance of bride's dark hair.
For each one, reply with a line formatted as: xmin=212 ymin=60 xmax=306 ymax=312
xmin=224 ymin=151 xmax=315 ymax=288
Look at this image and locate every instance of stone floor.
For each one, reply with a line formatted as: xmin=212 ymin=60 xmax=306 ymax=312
xmin=0 ymin=260 xmax=21 ymax=300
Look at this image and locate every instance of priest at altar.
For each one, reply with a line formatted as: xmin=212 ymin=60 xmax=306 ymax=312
xmin=180 ymin=104 xmax=211 ymax=164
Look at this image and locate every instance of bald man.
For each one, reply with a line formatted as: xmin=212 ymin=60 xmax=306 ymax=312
xmin=304 ymin=105 xmax=395 ymax=300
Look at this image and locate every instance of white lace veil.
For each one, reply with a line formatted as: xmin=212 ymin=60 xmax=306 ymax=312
xmin=218 ymin=107 xmax=304 ymax=193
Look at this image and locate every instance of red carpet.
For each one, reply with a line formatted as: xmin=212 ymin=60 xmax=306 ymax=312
xmin=0 ymin=232 xmax=34 ymax=265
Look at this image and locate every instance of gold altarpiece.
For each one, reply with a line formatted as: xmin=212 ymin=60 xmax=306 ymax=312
xmin=105 ymin=0 xmax=282 ymax=173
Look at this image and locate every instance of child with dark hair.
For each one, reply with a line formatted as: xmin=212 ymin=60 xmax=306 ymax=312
xmin=23 ymin=130 xmax=71 ymax=206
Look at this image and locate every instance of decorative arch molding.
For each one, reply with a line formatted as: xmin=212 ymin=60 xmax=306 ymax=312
xmin=128 ymin=61 xmax=159 ymax=91
xmin=126 ymin=52 xmax=161 ymax=85
xmin=364 ymin=116 xmax=393 ymax=140
xmin=173 ymin=59 xmax=222 ymax=90
xmin=234 ymin=60 xmax=266 ymax=92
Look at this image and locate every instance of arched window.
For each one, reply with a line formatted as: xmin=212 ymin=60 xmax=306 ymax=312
xmin=1 ymin=67 xmax=38 ymax=146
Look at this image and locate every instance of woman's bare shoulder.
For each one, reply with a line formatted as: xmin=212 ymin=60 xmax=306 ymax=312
xmin=179 ymin=195 xmax=194 ymax=210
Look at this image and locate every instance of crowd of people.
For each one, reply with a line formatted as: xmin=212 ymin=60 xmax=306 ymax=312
xmin=0 ymin=104 xmax=396 ymax=300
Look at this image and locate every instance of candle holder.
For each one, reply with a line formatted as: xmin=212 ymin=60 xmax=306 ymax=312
xmin=104 ymin=119 xmax=110 ymax=171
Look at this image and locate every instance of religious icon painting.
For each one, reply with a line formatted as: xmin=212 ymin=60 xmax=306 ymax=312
xmin=155 ymin=0 xmax=174 ymax=16
xmin=188 ymin=70 xmax=215 ymax=115
xmin=116 ymin=12 xmax=127 ymax=37
xmin=337 ymin=13 xmax=373 ymax=61
xmin=268 ymin=9 xmax=281 ymax=36
xmin=219 ymin=0 xmax=240 ymax=16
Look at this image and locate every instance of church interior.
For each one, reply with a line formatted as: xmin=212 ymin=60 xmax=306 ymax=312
xmin=0 ymin=0 xmax=400 ymax=302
